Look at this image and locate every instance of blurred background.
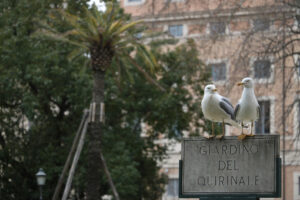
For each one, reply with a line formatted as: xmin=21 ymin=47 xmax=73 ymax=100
xmin=0 ymin=0 xmax=299 ymax=199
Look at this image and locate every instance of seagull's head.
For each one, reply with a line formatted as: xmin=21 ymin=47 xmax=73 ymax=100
xmin=237 ymin=77 xmax=254 ymax=88
xmin=204 ymin=84 xmax=218 ymax=94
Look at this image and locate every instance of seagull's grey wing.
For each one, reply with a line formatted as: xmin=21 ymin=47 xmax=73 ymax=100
xmin=234 ymin=103 xmax=240 ymax=120
xmin=221 ymin=97 xmax=234 ymax=109
xmin=219 ymin=100 xmax=234 ymax=120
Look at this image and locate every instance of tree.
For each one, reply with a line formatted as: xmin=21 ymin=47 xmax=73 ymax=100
xmin=246 ymin=2 xmax=300 ymax=198
xmin=0 ymin=0 xmax=92 ymax=199
xmin=40 ymin=2 xmax=164 ymax=199
xmin=0 ymin=0 xmax=210 ymax=199
xmin=68 ymin=39 xmax=209 ymax=200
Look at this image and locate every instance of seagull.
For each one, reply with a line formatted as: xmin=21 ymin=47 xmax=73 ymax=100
xmin=201 ymin=84 xmax=240 ymax=139
xmin=234 ymin=77 xmax=260 ymax=140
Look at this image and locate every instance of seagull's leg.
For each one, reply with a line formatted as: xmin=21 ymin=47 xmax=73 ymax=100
xmin=249 ymin=121 xmax=254 ymax=136
xmin=222 ymin=120 xmax=225 ymax=136
xmin=242 ymin=121 xmax=244 ymax=134
xmin=238 ymin=121 xmax=247 ymax=140
xmin=216 ymin=120 xmax=225 ymax=139
xmin=204 ymin=121 xmax=214 ymax=139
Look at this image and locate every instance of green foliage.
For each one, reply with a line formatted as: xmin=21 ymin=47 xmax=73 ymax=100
xmin=0 ymin=1 xmax=209 ymax=200
xmin=149 ymin=39 xmax=209 ymax=138
xmin=69 ymin=39 xmax=209 ymax=200
xmin=0 ymin=0 xmax=91 ymax=199
xmin=70 ymin=39 xmax=207 ymax=200
xmin=40 ymin=1 xmax=158 ymax=73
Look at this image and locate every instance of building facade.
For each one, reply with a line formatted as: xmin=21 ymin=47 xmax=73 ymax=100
xmin=121 ymin=1 xmax=300 ymax=199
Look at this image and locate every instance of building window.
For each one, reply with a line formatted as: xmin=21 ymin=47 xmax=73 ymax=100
xmin=296 ymin=15 xmax=300 ymax=28
xmin=298 ymin=176 xmax=300 ymax=195
xmin=255 ymin=100 xmax=270 ymax=134
xmin=253 ymin=59 xmax=271 ymax=79
xmin=293 ymin=172 xmax=300 ymax=199
xmin=167 ymin=178 xmax=179 ymax=197
xmin=296 ymin=58 xmax=300 ymax=76
xmin=209 ymin=62 xmax=226 ymax=81
xmin=210 ymin=22 xmax=226 ymax=35
xmin=168 ymin=25 xmax=183 ymax=37
xmin=294 ymin=99 xmax=300 ymax=138
xmin=253 ymin=19 xmax=270 ymax=31
xmin=298 ymin=100 xmax=300 ymax=135
xmin=292 ymin=15 xmax=300 ymax=31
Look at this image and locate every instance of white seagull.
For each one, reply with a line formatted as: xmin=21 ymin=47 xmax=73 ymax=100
xmin=201 ymin=84 xmax=240 ymax=138
xmin=234 ymin=77 xmax=260 ymax=140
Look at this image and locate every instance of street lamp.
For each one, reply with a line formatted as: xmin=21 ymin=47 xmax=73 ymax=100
xmin=36 ymin=168 xmax=46 ymax=200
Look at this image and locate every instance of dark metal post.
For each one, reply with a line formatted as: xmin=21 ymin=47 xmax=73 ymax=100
xmin=281 ymin=11 xmax=286 ymax=200
xmin=39 ymin=186 xmax=43 ymax=200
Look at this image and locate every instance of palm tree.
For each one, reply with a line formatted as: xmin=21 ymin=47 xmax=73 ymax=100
xmin=40 ymin=2 xmax=164 ymax=200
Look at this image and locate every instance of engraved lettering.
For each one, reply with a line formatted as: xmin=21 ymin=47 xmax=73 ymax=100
xmin=250 ymin=144 xmax=258 ymax=153
xmin=227 ymin=160 xmax=232 ymax=170
xmin=234 ymin=160 xmax=238 ymax=171
xmin=222 ymin=145 xmax=227 ymax=155
xmin=218 ymin=160 xmax=238 ymax=171
xmin=230 ymin=144 xmax=237 ymax=155
xmin=239 ymin=176 xmax=245 ymax=185
xmin=255 ymin=176 xmax=259 ymax=185
xmin=186 ymin=137 xmax=277 ymax=194
xmin=198 ymin=176 xmax=205 ymax=186
xmin=219 ymin=176 xmax=224 ymax=185
xmin=231 ymin=176 xmax=238 ymax=185
xmin=218 ymin=160 xmax=226 ymax=171
xmin=196 ymin=144 xmax=260 ymax=155
xmin=198 ymin=145 xmax=207 ymax=155
xmin=196 ymin=175 xmax=260 ymax=186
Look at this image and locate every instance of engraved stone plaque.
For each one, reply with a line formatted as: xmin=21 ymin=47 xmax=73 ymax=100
xmin=180 ymin=135 xmax=280 ymax=196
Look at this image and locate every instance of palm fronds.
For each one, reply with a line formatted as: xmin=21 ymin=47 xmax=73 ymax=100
xmin=35 ymin=2 xmax=163 ymax=90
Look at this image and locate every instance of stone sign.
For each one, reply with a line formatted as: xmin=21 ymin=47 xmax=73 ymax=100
xmin=180 ymin=135 xmax=280 ymax=197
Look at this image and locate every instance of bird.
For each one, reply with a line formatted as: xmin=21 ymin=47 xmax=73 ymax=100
xmin=234 ymin=77 xmax=260 ymax=140
xmin=201 ymin=84 xmax=241 ymax=139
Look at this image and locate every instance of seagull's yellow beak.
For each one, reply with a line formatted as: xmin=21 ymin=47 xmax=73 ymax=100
xmin=212 ymin=88 xmax=217 ymax=92
xmin=237 ymin=82 xmax=244 ymax=86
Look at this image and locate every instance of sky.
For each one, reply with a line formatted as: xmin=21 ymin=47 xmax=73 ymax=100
xmin=88 ymin=0 xmax=106 ymax=11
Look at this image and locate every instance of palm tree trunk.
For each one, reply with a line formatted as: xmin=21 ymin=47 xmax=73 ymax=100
xmin=86 ymin=69 xmax=105 ymax=200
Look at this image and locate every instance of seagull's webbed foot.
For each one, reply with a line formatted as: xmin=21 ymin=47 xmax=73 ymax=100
xmin=238 ymin=134 xmax=247 ymax=140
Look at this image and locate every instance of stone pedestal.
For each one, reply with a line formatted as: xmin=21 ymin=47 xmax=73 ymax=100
xmin=179 ymin=135 xmax=281 ymax=199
